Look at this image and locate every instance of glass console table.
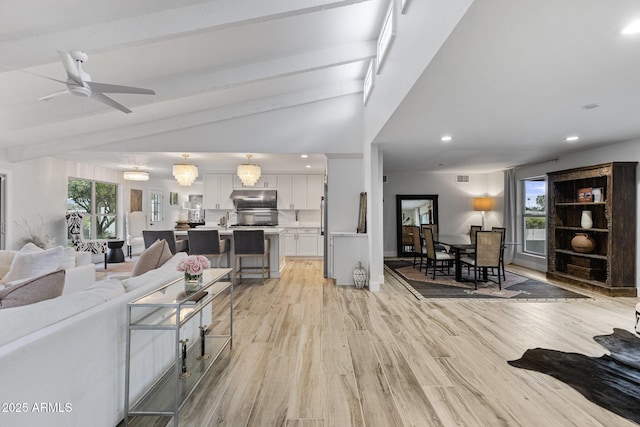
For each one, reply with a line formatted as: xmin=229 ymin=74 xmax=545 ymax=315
xmin=124 ymin=268 xmax=233 ymax=426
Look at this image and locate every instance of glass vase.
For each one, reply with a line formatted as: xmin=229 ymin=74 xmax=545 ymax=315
xmin=184 ymin=273 xmax=203 ymax=294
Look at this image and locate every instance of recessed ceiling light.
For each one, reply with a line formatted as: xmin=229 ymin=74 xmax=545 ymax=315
xmin=622 ymin=19 xmax=640 ymax=35
xmin=565 ymin=136 xmax=579 ymax=142
xmin=305 ymin=165 xmax=311 ymax=168
xmin=441 ymin=135 xmax=452 ymax=142
xmin=300 ymin=154 xmax=308 ymax=158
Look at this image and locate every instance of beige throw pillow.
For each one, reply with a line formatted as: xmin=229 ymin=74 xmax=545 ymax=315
xmin=131 ymin=239 xmax=173 ymax=277
xmin=0 ymin=270 xmax=65 ymax=309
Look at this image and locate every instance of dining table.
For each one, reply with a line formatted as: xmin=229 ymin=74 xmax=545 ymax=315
xmin=436 ymin=234 xmax=481 ymax=282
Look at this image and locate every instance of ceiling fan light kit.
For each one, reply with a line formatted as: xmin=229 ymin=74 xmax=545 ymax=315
xmin=237 ymin=154 xmax=261 ymax=186
xmin=173 ymin=154 xmax=199 ymax=186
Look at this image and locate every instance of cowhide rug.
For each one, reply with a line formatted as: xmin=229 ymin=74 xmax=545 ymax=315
xmin=509 ymin=328 xmax=640 ymax=424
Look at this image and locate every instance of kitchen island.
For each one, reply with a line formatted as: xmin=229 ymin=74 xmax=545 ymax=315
xmin=176 ymin=227 xmax=286 ymax=279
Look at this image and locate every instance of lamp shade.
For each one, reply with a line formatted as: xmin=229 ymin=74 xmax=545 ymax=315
xmin=473 ymin=196 xmax=493 ymax=211
xmin=123 ymin=167 xmax=149 ymax=181
xmin=237 ymin=154 xmax=261 ymax=186
xmin=173 ymin=154 xmax=198 ymax=186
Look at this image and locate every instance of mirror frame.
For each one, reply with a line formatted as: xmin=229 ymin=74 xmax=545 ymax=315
xmin=396 ymin=194 xmax=439 ymax=257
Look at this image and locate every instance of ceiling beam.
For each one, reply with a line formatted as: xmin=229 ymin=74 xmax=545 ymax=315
xmin=0 ymin=0 xmax=374 ymax=68
xmin=7 ymin=80 xmax=363 ymax=161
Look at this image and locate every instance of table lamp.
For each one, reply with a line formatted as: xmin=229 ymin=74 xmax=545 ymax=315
xmin=473 ymin=196 xmax=493 ymax=230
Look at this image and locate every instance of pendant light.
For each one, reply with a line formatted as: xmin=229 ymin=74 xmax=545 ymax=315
xmin=123 ymin=166 xmax=149 ymax=181
xmin=237 ymin=154 xmax=261 ymax=186
xmin=173 ymin=154 xmax=198 ymax=186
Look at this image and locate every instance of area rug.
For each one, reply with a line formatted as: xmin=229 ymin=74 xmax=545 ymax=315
xmin=385 ymin=258 xmax=589 ymax=300
xmin=509 ymin=329 xmax=640 ymax=424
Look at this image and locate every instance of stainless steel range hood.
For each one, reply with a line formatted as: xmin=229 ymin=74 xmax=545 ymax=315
xmin=230 ymin=189 xmax=277 ymax=210
xmin=230 ymin=189 xmax=278 ymax=226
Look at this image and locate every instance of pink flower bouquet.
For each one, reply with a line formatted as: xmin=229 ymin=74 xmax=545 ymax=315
xmin=177 ymin=255 xmax=211 ymax=277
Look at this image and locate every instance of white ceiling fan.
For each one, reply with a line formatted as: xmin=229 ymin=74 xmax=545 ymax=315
xmin=11 ymin=50 xmax=156 ymax=114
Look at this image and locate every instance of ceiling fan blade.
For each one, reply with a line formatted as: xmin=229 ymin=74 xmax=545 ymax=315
xmin=57 ymin=50 xmax=82 ymax=84
xmin=0 ymin=64 xmax=67 ymax=85
xmin=38 ymin=90 xmax=70 ymax=101
xmin=88 ymin=81 xmax=155 ymax=95
xmin=90 ymin=91 xmax=132 ymax=114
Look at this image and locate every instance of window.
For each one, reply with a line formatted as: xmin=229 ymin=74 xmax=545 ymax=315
xmin=523 ymin=177 xmax=546 ymax=255
xmin=376 ymin=0 xmax=396 ymax=73
xmin=67 ymin=178 xmax=118 ymax=239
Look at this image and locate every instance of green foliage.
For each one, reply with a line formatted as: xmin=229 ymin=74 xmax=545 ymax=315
xmin=525 ymin=217 xmax=546 ymax=229
xmin=68 ymin=178 xmax=117 ymax=238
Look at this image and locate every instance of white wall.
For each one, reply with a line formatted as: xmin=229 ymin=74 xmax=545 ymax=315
xmin=382 ymin=169 xmax=504 ymax=256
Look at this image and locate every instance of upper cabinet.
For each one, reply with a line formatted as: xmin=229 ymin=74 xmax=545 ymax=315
xmin=547 ymin=162 xmax=637 ymax=296
xmin=277 ymin=174 xmax=323 ymax=210
xmin=203 ymin=174 xmax=234 ymax=210
xmin=233 ymin=174 xmax=277 ymax=189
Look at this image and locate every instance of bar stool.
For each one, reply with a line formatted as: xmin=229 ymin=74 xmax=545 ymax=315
xmin=187 ymin=229 xmax=230 ymax=268
xmin=232 ymin=230 xmax=270 ymax=285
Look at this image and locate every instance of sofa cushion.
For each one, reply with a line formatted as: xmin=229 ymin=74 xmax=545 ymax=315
xmin=0 ymin=270 xmax=65 ymax=309
xmin=131 ymin=239 xmax=172 ymax=277
xmin=1 ymin=246 xmax=66 ymax=284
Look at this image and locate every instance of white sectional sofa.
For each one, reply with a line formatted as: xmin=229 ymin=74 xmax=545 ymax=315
xmin=0 ymin=251 xmax=212 ymax=427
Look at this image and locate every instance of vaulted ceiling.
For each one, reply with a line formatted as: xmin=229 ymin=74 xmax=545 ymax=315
xmin=2 ymin=0 xmax=640 ymax=178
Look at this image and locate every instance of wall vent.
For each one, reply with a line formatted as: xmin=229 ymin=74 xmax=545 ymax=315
xmin=383 ymin=175 xmax=388 ymax=183
xmin=457 ymin=175 xmax=470 ymax=183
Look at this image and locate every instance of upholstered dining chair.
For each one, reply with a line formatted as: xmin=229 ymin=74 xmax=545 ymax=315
xmin=232 ymin=230 xmax=270 ymax=285
xmin=460 ymin=230 xmax=503 ymax=290
xmin=187 ymin=229 xmax=230 ymax=268
xmin=65 ymin=212 xmax=108 ymax=269
xmin=423 ymin=227 xmax=455 ymax=279
xmin=421 ymin=224 xmax=446 ymax=252
xmin=492 ymin=226 xmax=507 ymax=280
xmin=142 ymin=230 xmax=188 ymax=255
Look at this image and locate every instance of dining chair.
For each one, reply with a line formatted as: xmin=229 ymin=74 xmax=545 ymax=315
xmin=492 ymin=226 xmax=506 ymax=281
xmin=423 ymin=227 xmax=455 ymax=280
xmin=402 ymin=225 xmax=415 ymax=253
xmin=187 ymin=229 xmax=231 ymax=268
xmin=233 ymin=230 xmax=270 ymax=285
xmin=464 ymin=225 xmax=483 ymax=274
xmin=421 ymin=224 xmax=446 ymax=252
xmin=142 ymin=230 xmax=189 ymax=255
xmin=410 ymin=226 xmax=425 ymax=270
xmin=460 ymin=231 xmax=503 ymax=290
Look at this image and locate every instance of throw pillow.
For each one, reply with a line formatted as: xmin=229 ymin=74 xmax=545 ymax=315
xmin=1 ymin=245 xmax=64 ymax=283
xmin=131 ymin=239 xmax=172 ymax=277
xmin=59 ymin=247 xmax=76 ymax=270
xmin=0 ymin=270 xmax=65 ymax=309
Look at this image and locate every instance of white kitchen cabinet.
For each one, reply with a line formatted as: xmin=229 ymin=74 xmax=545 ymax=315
xmin=234 ymin=174 xmax=277 ymax=188
xmin=277 ymin=174 xmax=323 ymax=210
xmin=306 ymin=174 xmax=323 ymax=210
xmin=283 ymin=229 xmax=297 ymax=256
xmin=283 ymin=227 xmax=321 ymax=256
xmin=204 ymin=174 xmax=234 ymax=210
xmin=296 ymin=229 xmax=318 ymax=256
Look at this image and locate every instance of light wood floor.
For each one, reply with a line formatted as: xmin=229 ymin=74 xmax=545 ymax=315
xmin=126 ymin=259 xmax=639 ymax=427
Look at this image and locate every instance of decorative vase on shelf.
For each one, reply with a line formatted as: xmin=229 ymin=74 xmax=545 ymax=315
xmin=353 ymin=262 xmax=368 ymax=289
xmin=571 ymin=233 xmax=595 ymax=253
xmin=580 ymin=210 xmax=593 ymax=229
